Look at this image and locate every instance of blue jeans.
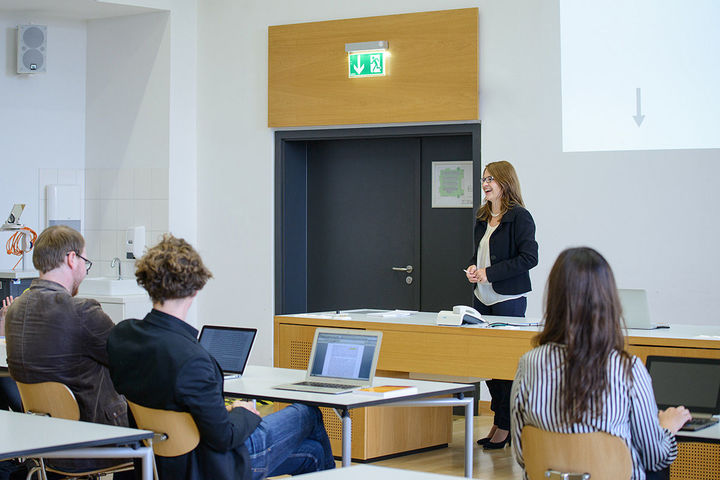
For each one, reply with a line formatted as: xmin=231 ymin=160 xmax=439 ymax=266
xmin=0 ymin=377 xmax=21 ymax=412
xmin=474 ymin=296 xmax=527 ymax=430
xmin=244 ymin=404 xmax=335 ymax=480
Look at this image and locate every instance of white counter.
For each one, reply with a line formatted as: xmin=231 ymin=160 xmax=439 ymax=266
xmin=76 ymin=293 xmax=152 ymax=324
xmin=284 ymin=310 xmax=720 ymax=342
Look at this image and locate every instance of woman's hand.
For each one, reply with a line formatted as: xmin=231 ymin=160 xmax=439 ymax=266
xmin=466 ymin=265 xmax=479 ymax=283
xmin=465 ymin=266 xmax=488 ymax=284
xmin=658 ymin=406 xmax=692 ymax=434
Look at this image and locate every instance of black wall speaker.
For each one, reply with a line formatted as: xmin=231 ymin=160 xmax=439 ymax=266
xmin=17 ymin=24 xmax=47 ymax=74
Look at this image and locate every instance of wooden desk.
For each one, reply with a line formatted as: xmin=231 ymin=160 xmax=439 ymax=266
xmin=275 ymin=311 xmax=720 ymax=475
xmin=275 ymin=312 xmax=720 ymax=379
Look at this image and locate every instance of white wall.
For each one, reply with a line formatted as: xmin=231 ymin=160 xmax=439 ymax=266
xmin=474 ymin=1 xmax=720 ymax=327
xmin=197 ymin=0 xmax=720 ymax=367
xmin=85 ymin=12 xmax=171 ymax=278
xmin=0 ymin=14 xmax=87 ymax=271
xmin=166 ymin=0 xmax=199 ymax=325
xmin=86 ymin=12 xmax=170 ymax=171
xmin=1 ymin=3 xmax=197 ymax=321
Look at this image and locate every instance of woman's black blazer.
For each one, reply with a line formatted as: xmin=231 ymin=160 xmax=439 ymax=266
xmin=470 ymin=205 xmax=538 ymax=296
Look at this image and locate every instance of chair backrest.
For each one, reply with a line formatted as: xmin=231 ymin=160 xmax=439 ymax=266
xmin=127 ymin=400 xmax=200 ymax=458
xmin=16 ymin=381 xmax=80 ymax=421
xmin=521 ymin=425 xmax=632 ymax=480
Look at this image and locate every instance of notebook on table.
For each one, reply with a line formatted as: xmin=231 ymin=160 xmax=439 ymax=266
xmin=618 ymin=289 xmax=669 ymax=330
xmin=198 ymin=325 xmax=257 ymax=380
xmin=646 ymin=355 xmax=720 ymax=431
xmin=274 ymin=328 xmax=383 ymax=394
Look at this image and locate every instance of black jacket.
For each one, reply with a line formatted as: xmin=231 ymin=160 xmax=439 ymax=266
xmin=471 ymin=206 xmax=538 ymax=296
xmin=107 ymin=310 xmax=262 ymax=480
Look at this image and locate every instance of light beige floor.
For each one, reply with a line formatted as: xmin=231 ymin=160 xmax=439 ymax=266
xmin=106 ymin=410 xmax=523 ymax=479
xmin=371 ymin=414 xmax=524 ymax=479
xmin=258 ymin=402 xmax=523 ymax=479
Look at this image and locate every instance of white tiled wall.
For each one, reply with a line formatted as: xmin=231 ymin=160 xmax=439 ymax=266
xmin=84 ymin=168 xmax=169 ymax=278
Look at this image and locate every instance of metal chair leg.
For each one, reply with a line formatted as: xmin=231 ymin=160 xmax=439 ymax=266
xmin=25 ymin=465 xmax=40 ymax=480
xmin=24 ymin=458 xmax=46 ymax=480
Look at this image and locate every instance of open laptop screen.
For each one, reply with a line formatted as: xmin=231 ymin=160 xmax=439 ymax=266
xmin=618 ymin=289 xmax=652 ymax=328
xmin=309 ymin=331 xmax=379 ymax=381
xmin=646 ymin=356 xmax=720 ymax=414
xmin=198 ymin=326 xmax=257 ymax=376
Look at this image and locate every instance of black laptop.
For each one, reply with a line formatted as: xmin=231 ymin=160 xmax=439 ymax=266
xmin=646 ymin=356 xmax=720 ymax=431
xmin=198 ymin=325 xmax=257 ymax=380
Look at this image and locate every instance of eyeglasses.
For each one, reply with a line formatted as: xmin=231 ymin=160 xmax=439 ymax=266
xmin=68 ymin=251 xmax=93 ymax=274
xmin=481 ymin=176 xmax=495 ymax=184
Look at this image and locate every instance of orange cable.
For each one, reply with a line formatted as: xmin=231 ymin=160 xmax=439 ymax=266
xmin=5 ymin=227 xmax=37 ymax=271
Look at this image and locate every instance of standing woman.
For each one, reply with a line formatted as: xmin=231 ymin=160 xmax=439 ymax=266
xmin=465 ymin=161 xmax=538 ymax=449
xmin=511 ymin=248 xmax=689 ymax=480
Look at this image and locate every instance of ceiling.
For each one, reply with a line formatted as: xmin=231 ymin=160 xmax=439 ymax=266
xmin=0 ymin=0 xmax=164 ymax=20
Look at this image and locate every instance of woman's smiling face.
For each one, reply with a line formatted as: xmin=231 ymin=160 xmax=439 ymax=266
xmin=482 ymin=169 xmax=503 ymax=204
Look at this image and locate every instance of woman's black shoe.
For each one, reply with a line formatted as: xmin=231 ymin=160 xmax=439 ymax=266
xmin=483 ymin=435 xmax=511 ymax=450
xmin=476 ymin=436 xmax=492 ymax=446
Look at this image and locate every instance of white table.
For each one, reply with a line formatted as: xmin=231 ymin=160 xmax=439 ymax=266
xmin=0 ymin=410 xmax=154 ymax=479
xmin=225 ymin=366 xmax=475 ymax=478
xmin=285 ymin=310 xmax=720 ymax=339
xmin=293 ymin=464 xmax=468 ymax=479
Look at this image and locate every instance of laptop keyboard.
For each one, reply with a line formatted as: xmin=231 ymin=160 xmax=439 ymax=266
xmin=295 ymin=381 xmax=355 ymax=389
xmin=680 ymin=417 xmax=719 ymax=431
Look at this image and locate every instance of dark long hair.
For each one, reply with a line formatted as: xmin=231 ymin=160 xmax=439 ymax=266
xmin=535 ymin=247 xmax=632 ymax=423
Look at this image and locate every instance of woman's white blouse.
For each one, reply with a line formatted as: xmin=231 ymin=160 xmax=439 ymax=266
xmin=510 ymin=343 xmax=677 ymax=480
xmin=474 ymin=223 xmax=524 ymax=306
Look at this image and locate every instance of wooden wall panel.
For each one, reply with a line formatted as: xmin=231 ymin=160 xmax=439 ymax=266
xmin=268 ymin=8 xmax=478 ymax=127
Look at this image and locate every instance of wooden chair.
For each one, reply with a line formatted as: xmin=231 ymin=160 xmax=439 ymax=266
xmin=126 ymin=401 xmax=200 ymax=458
xmin=15 ymin=381 xmax=134 ymax=480
xmin=521 ymin=425 xmax=632 ymax=480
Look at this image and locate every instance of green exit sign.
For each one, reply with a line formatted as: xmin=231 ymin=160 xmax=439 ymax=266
xmin=348 ymin=52 xmax=385 ymax=78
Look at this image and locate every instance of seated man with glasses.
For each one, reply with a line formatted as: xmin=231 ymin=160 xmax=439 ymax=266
xmin=4 ymin=225 xmax=134 ymax=477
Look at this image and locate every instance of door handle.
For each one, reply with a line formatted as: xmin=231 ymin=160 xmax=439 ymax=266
xmin=392 ymin=265 xmax=414 ymax=274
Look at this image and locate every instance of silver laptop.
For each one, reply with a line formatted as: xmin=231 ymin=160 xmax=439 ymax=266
xmin=274 ymin=328 xmax=383 ymax=394
xmin=198 ymin=325 xmax=257 ymax=380
xmin=646 ymin=356 xmax=720 ymax=431
xmin=618 ymin=289 xmax=668 ymax=330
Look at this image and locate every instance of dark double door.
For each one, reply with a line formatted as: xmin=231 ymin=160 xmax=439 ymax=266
xmin=276 ymin=125 xmax=480 ymax=314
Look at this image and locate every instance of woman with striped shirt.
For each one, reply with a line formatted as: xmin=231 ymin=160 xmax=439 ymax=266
xmin=510 ymin=247 xmax=690 ymax=480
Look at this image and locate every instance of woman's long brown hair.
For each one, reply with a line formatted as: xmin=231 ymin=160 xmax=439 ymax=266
xmin=535 ymin=247 xmax=633 ymax=424
xmin=476 ymin=161 xmax=525 ymax=222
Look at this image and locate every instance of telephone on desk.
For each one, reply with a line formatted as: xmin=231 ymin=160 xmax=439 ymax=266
xmin=436 ymin=305 xmax=485 ymax=326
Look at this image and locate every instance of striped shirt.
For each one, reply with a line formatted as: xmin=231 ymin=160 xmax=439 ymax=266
xmin=510 ymin=343 xmax=677 ymax=480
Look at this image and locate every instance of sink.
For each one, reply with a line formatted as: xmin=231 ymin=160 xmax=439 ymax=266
xmin=79 ymin=277 xmax=145 ymax=296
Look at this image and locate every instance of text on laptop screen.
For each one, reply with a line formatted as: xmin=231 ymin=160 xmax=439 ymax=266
xmin=199 ymin=328 xmax=255 ymax=374
xmin=647 ymin=357 xmax=720 ymax=412
xmin=309 ymin=332 xmax=378 ymax=381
